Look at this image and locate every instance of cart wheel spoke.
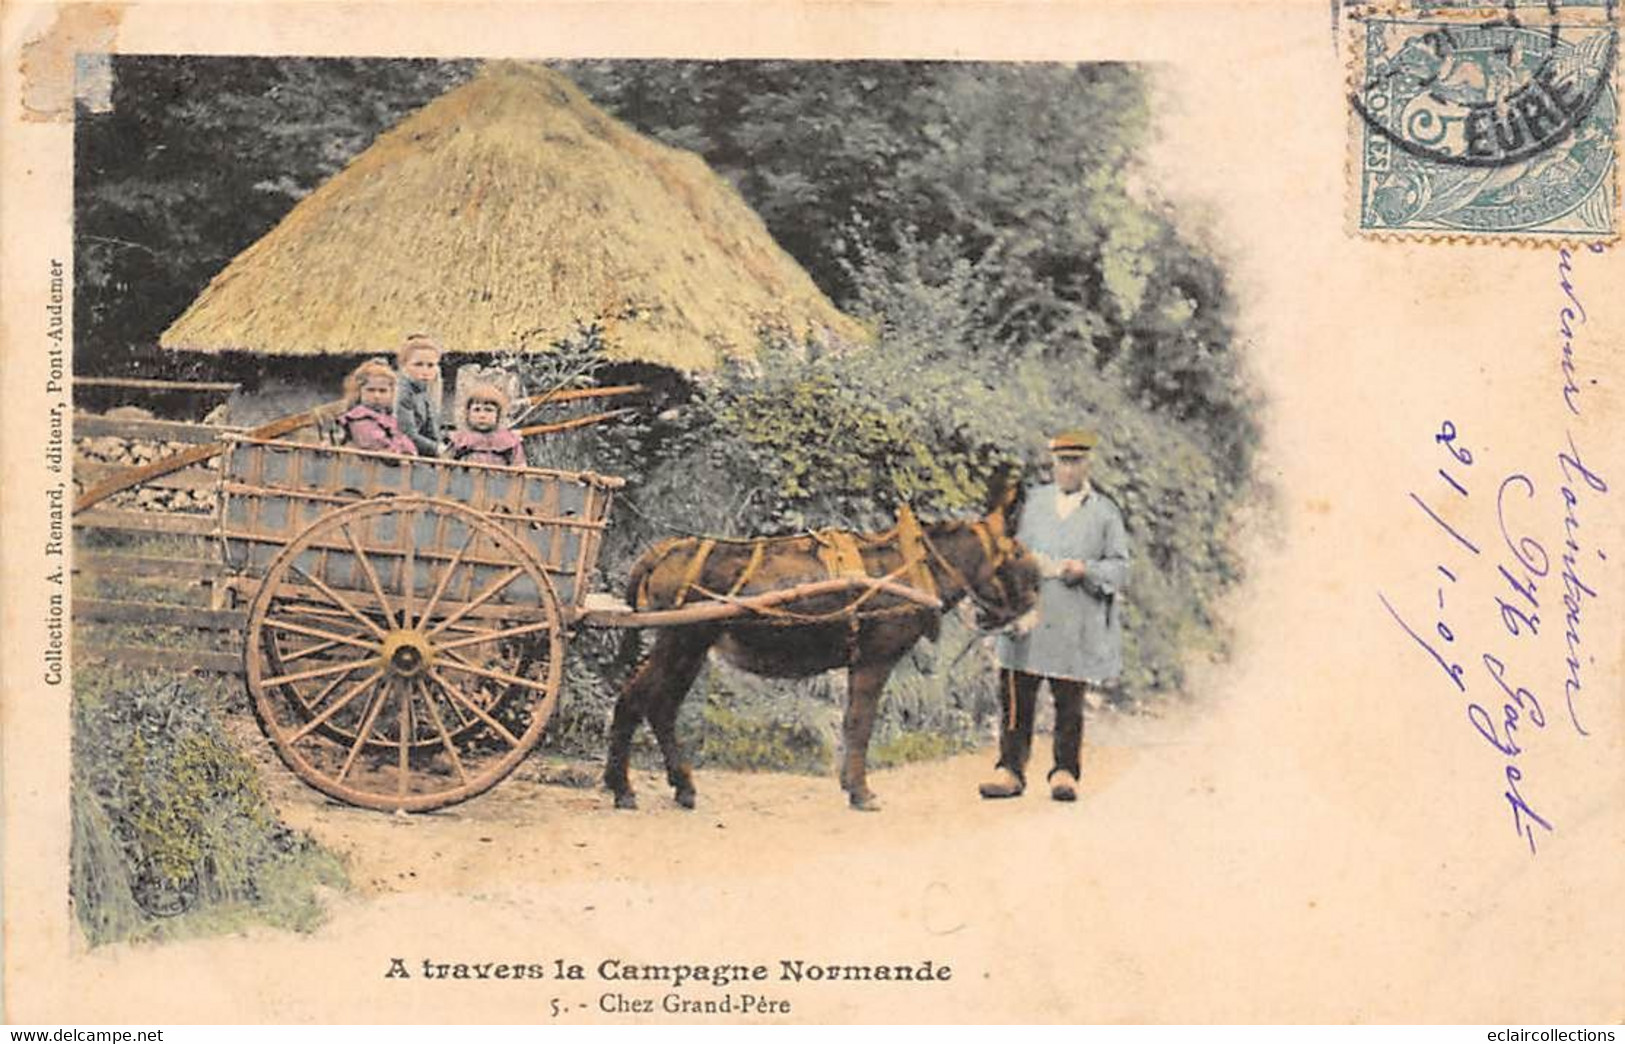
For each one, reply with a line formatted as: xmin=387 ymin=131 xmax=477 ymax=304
xmin=290 ymin=563 xmax=390 ymax=640
xmin=338 ymin=677 xmax=395 ymax=783
xmin=262 ymin=616 xmax=380 ymax=654
xmin=418 ymin=527 xmax=478 ymax=634
xmin=289 ymin=668 xmax=386 ymax=744
xmin=278 ymin=601 xmax=378 ymax=632
xmin=272 ymin=602 xmax=380 ymax=639
xmin=425 ymin=567 xmax=526 ymax=638
xmin=343 ymin=522 xmax=399 ymax=630
xmin=398 ymin=678 xmax=414 ymax=798
xmin=287 ymin=657 xmax=366 ymax=715
xmin=270 ymin=614 xmax=377 ymax=669
xmin=434 ymin=618 xmax=559 ymax=653
xmin=401 ymin=508 xmax=419 ymax=630
xmin=414 ymin=676 xmax=470 ymax=785
xmin=279 ymin=638 xmax=346 ymax=665
xmin=437 ymin=649 xmax=554 ymax=696
xmin=426 ymin=666 xmax=522 ymax=748
xmin=264 ymin=655 xmax=382 ymax=690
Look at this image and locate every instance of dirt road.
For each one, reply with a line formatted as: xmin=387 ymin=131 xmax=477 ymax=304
xmin=58 ymin=694 xmax=1622 ymax=1025
xmin=260 ymin=725 xmax=1148 ymax=901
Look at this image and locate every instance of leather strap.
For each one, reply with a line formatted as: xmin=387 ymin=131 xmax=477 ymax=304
xmin=673 ymin=538 xmax=717 ymax=608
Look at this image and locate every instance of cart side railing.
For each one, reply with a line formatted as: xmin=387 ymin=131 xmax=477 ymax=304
xmin=218 ymin=438 xmax=623 ymax=614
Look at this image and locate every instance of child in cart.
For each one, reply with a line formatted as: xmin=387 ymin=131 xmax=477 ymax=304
xmin=395 ymin=333 xmax=445 ymax=457
xmin=445 ymin=379 xmax=528 ymax=467
xmin=337 ymin=358 xmax=417 ymax=455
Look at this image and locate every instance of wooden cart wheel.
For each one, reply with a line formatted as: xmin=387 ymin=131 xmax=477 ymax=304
xmin=245 ymin=496 xmax=566 ymax=812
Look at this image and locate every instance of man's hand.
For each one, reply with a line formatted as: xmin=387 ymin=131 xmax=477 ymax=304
xmin=1005 ymin=608 xmax=1040 ymax=638
xmin=1059 ymin=559 xmax=1088 ymax=585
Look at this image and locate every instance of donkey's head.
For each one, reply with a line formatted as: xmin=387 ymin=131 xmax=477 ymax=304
xmin=954 ymin=465 xmax=1041 ymax=631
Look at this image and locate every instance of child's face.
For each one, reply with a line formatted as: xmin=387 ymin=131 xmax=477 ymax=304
xmin=404 ymin=350 xmax=440 ymax=383
xmin=360 ymin=376 xmax=396 ymax=412
xmin=467 ymin=400 xmax=501 ymax=432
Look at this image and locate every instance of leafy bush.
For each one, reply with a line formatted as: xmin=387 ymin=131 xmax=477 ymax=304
xmin=866 ymin=614 xmax=1004 ymax=767
xmin=686 ymin=668 xmax=839 ymax=775
xmin=538 ymin=627 xmax=635 ymax=760
xmin=610 ymin=236 xmax=1249 ymax=698
xmin=513 ymin=229 xmax=1252 ymax=771
xmin=71 ymin=675 xmax=346 ymax=945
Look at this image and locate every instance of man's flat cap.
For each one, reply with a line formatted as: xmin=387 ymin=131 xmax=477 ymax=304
xmin=1048 ymin=429 xmax=1099 ymax=455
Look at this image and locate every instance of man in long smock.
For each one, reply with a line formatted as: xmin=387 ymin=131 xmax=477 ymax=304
xmin=980 ymin=429 xmax=1130 ymax=802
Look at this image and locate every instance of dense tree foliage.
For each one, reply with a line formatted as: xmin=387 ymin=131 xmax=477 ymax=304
xmin=74 ymin=57 xmax=475 ymax=376
xmin=560 ymin=60 xmax=1253 ymax=473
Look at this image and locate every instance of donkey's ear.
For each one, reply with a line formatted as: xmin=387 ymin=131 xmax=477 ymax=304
xmin=983 ymin=462 xmax=1023 ymax=517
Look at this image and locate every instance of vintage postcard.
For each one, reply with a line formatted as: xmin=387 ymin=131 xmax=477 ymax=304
xmin=2 ymin=0 xmax=1621 ymax=1026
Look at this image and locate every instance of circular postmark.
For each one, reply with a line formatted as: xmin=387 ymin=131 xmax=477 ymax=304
xmin=1352 ymin=0 xmax=1619 ymax=231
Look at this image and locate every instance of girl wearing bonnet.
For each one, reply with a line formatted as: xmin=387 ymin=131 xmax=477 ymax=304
xmin=446 ymin=378 xmax=527 ymax=467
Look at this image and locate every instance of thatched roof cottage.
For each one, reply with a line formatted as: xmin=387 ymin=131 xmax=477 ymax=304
xmin=160 ymin=62 xmax=867 ymax=373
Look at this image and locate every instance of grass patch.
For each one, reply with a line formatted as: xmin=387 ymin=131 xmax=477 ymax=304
xmin=867 ymin=729 xmax=970 ymax=771
xmin=690 ymin=689 xmax=837 ymax=774
xmin=72 ymin=673 xmax=347 ymax=946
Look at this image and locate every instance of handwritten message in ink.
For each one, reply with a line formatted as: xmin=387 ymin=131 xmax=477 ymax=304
xmin=1377 ymin=245 xmax=1610 ymax=855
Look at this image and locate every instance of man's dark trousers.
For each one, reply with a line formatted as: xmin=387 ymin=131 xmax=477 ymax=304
xmin=995 ymin=668 xmax=1085 ymax=784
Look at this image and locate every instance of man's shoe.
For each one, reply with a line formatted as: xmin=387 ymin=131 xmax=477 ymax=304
xmin=978 ymin=768 xmax=1024 ymax=799
xmin=1049 ymin=770 xmax=1078 ymax=802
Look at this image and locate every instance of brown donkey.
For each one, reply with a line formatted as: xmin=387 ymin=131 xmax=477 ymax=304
xmin=605 ymin=477 xmax=1040 ymax=811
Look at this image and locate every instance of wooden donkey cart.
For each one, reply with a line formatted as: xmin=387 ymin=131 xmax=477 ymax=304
xmin=218 ymin=437 xmax=1040 ymax=814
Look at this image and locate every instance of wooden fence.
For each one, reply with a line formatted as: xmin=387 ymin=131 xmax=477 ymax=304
xmin=72 ymin=379 xmax=245 ymax=675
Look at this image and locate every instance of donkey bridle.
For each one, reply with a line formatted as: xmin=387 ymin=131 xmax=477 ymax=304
xmin=919 ymin=519 xmax=1026 ymax=624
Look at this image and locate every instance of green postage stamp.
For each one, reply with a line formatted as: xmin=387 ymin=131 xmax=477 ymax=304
xmin=1349 ymin=2 xmax=1619 ymax=239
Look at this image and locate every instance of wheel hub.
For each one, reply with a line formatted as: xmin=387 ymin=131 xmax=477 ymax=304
xmin=381 ymin=629 xmax=434 ymax=678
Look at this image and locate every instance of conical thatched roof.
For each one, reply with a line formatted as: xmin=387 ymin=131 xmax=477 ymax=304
xmin=160 ymin=62 xmax=869 ymax=370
